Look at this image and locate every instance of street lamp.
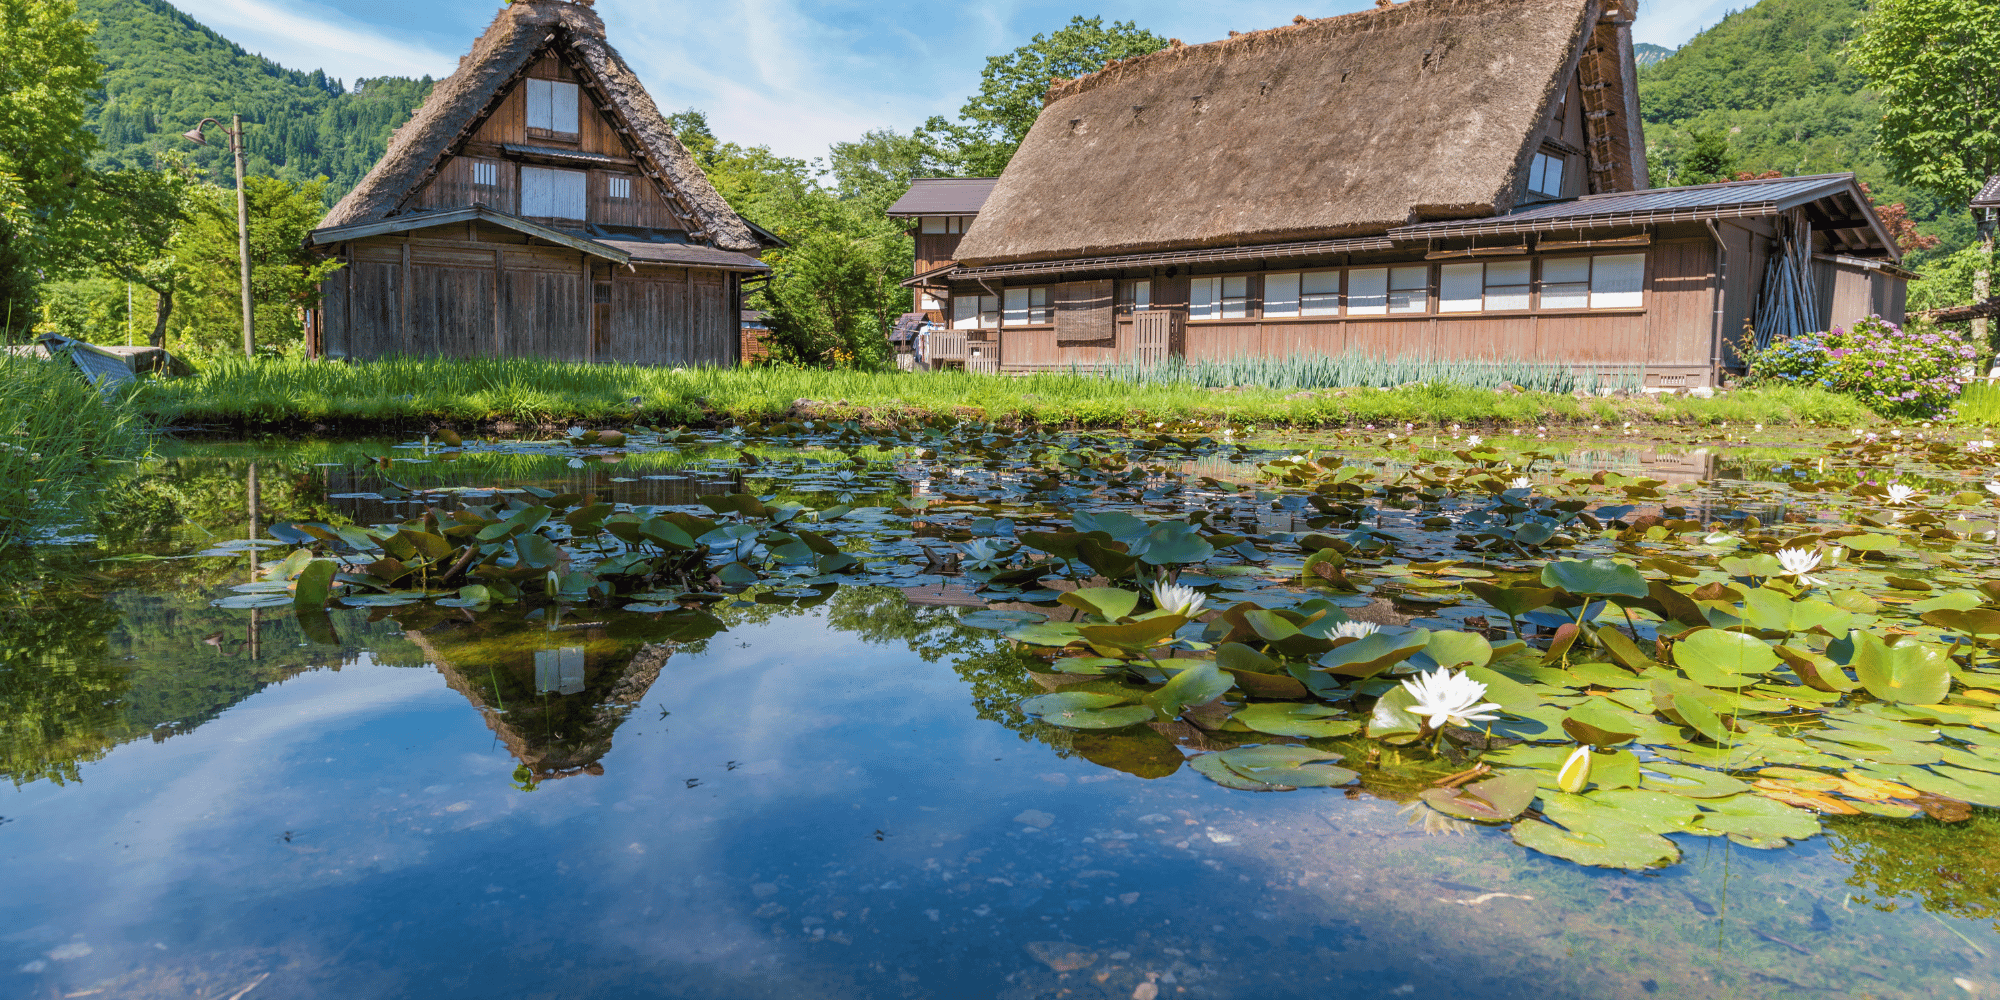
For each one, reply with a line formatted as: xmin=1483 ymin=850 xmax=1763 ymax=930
xmin=184 ymin=115 xmax=254 ymax=359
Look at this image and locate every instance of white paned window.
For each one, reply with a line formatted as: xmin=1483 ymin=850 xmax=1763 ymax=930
xmin=921 ymin=216 xmax=946 ymax=234
xmin=920 ymin=292 xmax=943 ymax=311
xmin=1129 ymin=279 xmax=1151 ymax=311
xmin=1219 ymin=276 xmax=1249 ymax=319
xmin=921 ymin=216 xmax=966 ymax=234
xmin=1348 ymin=268 xmax=1389 ymax=315
xmin=1190 ymin=277 xmax=1218 ymax=320
xmin=1439 ymin=263 xmax=1484 ymax=313
xmin=1004 ymin=287 xmax=1052 ymax=325
xmin=526 ymin=79 xmax=581 ymax=135
xmin=1301 ymin=271 xmax=1340 ymax=316
xmin=1263 ymin=273 xmax=1301 ymax=317
xmin=1485 ymin=260 xmax=1532 ymax=311
xmin=1389 ymin=266 xmax=1428 ymax=314
xmin=953 ymin=294 xmax=998 ymax=330
xmin=471 ymin=161 xmax=498 ymax=187
xmin=1540 ymin=257 xmax=1592 ymax=310
xmin=520 ymin=166 xmax=587 ymax=219
xmin=1528 ymin=151 xmax=1566 ymax=198
xmin=1590 ymin=254 xmax=1646 ymax=309
xmin=607 ymin=175 xmax=632 ymax=199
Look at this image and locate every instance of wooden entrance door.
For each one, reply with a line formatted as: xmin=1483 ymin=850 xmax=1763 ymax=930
xmin=1133 ymin=310 xmax=1174 ymax=365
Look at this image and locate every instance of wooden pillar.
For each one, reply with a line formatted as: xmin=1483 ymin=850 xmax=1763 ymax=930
xmin=342 ymin=243 xmax=354 ymax=358
xmin=492 ymin=247 xmax=504 ymax=358
xmin=399 ymin=240 xmax=412 ymax=355
xmin=583 ymin=254 xmax=596 ymax=364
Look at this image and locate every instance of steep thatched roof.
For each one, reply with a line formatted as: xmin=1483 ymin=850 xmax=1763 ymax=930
xmin=322 ymin=0 xmax=758 ymax=253
xmin=953 ymin=0 xmax=1604 ymax=267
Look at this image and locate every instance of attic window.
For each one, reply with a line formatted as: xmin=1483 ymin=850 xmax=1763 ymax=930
xmin=526 ymin=78 xmax=581 ymax=137
xmin=471 ymin=161 xmax=498 ymax=187
xmin=920 ymin=216 xmax=967 ymax=235
xmin=1528 ymin=151 xmax=1567 ymax=199
xmin=607 ymin=175 xmax=632 ymax=199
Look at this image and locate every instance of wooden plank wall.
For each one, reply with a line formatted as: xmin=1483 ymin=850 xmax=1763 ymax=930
xmin=1646 ymin=239 xmax=1716 ymax=368
xmin=326 ymin=235 xmax=738 ymax=365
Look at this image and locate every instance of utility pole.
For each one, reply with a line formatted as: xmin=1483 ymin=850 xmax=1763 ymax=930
xmin=184 ymin=116 xmax=256 ymax=358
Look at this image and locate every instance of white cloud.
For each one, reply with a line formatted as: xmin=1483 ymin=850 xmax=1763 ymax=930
xmin=170 ymin=0 xmax=459 ymax=82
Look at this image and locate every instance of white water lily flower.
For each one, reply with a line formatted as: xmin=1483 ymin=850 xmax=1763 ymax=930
xmin=1987 ymin=481 xmax=2000 ymax=498
xmin=1400 ymin=669 xmax=1503 ymax=731
xmin=1890 ymin=429 xmax=1904 ymax=438
xmin=1510 ymin=477 xmax=1533 ymax=491
xmin=1331 ymin=621 xmax=1381 ymax=639
xmin=1775 ymin=547 xmax=1828 ymax=588
xmin=1466 ymin=434 xmax=1484 ymax=447
xmin=1885 ymin=484 xmax=1922 ymax=505
xmin=1150 ymin=581 xmax=1206 ymax=618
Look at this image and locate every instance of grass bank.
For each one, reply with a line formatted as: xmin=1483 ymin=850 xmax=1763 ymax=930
xmin=0 ymin=353 xmax=150 ymax=546
xmin=130 ymin=356 xmax=1881 ymax=433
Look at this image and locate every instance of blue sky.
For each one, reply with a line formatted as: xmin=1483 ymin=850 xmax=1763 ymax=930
xmin=172 ymin=0 xmax=1739 ymax=162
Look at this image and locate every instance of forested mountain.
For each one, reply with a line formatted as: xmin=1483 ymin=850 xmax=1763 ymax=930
xmin=76 ymin=0 xmax=433 ymax=201
xmin=1637 ymin=0 xmax=1972 ymax=252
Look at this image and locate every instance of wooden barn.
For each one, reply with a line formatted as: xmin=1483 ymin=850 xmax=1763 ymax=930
xmin=905 ymin=0 xmax=1910 ymax=387
xmin=307 ymin=0 xmax=772 ymax=365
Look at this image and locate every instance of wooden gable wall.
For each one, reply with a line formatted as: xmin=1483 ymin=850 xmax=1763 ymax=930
xmin=412 ymin=52 xmax=688 ymax=230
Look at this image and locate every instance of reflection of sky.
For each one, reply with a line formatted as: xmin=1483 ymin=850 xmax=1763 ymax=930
xmin=7 ymin=611 xmax=2000 ymax=998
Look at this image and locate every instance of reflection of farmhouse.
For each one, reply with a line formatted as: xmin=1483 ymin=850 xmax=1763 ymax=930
xmin=403 ymin=622 xmax=669 ymax=780
xmin=901 ymin=0 xmax=1909 ymax=388
xmin=309 ymin=0 xmax=775 ymax=365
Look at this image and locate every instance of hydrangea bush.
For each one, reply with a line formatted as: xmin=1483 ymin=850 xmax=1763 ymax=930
xmin=1744 ymin=316 xmax=1974 ymax=417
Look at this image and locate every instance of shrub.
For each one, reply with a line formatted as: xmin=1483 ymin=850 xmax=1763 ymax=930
xmin=1745 ymin=316 xmax=1974 ymax=418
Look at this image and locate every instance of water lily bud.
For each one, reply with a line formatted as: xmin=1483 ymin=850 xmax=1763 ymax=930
xmin=546 ymin=570 xmax=561 ymax=598
xmin=1558 ymin=745 xmax=1592 ymax=793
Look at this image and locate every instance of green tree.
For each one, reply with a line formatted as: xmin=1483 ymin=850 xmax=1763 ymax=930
xmin=168 ymin=175 xmax=342 ymax=355
xmin=1848 ymin=0 xmax=2000 ymax=207
xmin=1676 ymin=128 xmax=1738 ymax=186
xmin=828 ymin=129 xmax=953 ymax=217
xmin=53 ymin=159 xmax=196 ymax=347
xmin=0 ymin=0 xmax=101 ymax=341
xmin=918 ymin=16 xmax=1168 ymax=176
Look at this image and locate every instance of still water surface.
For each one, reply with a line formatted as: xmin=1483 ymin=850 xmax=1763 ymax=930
xmin=4 ymin=436 xmax=1998 ymax=999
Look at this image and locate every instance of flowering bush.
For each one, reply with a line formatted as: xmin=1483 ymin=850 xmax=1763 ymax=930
xmin=1744 ymin=316 xmax=1974 ymax=418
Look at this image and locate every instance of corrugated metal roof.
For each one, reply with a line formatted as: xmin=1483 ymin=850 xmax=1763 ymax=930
xmin=1393 ymin=174 xmax=1856 ymax=238
xmin=1975 ymin=174 xmax=2000 ymax=210
xmin=590 ymin=240 xmax=769 ymax=271
xmin=886 ymin=178 xmax=1000 ymax=217
xmin=502 ymin=143 xmax=631 ymax=167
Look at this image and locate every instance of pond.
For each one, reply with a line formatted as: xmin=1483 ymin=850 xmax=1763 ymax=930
xmin=5 ymin=423 xmax=2000 ymax=999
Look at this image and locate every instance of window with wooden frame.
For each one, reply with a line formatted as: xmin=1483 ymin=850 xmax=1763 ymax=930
xmin=1527 ymin=150 xmax=1567 ymax=199
xmin=525 ymin=79 xmax=581 ymax=138
xmin=920 ymin=216 xmax=969 ymax=235
xmin=953 ymin=293 xmax=999 ymax=330
xmin=471 ymin=160 xmax=499 ymax=187
xmin=1439 ymin=260 xmax=1532 ymax=313
xmin=1262 ymin=271 xmax=1341 ymax=318
xmin=1540 ymin=254 xmax=1646 ymax=310
xmin=1189 ymin=275 xmax=1249 ymax=320
xmin=606 ymin=175 xmax=632 ymax=200
xmin=1117 ymin=279 xmax=1152 ymax=314
xmin=1003 ymin=287 xmax=1053 ymax=325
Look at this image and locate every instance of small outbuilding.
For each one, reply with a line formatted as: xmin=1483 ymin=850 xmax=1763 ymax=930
xmin=905 ymin=0 xmax=1910 ymax=388
xmin=307 ymin=0 xmax=772 ymax=366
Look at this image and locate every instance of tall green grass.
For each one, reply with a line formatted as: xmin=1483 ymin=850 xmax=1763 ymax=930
xmin=1954 ymin=383 xmax=2000 ymax=427
xmin=1098 ymin=352 xmax=1643 ymax=394
xmin=131 ymin=354 xmax=1867 ymax=431
xmin=0 ymin=353 xmax=150 ymax=546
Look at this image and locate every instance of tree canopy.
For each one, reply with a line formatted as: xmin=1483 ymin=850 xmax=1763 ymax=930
xmin=1848 ymin=0 xmax=2000 ymax=207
